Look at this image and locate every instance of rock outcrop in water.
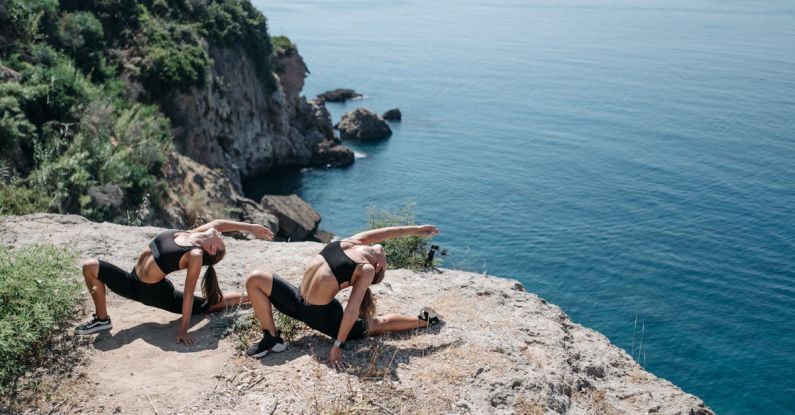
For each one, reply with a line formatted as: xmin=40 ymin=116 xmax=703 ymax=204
xmin=317 ymin=88 xmax=363 ymax=102
xmin=0 ymin=214 xmax=714 ymax=415
xmin=336 ymin=107 xmax=393 ymax=140
xmin=383 ymin=108 xmax=402 ymax=121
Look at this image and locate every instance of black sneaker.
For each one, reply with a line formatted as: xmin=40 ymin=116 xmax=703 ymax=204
xmin=418 ymin=306 xmax=442 ymax=325
xmin=74 ymin=313 xmax=112 ymax=335
xmin=246 ymin=330 xmax=287 ymax=358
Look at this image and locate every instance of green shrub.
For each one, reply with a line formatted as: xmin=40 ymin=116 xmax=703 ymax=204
xmin=56 ymin=11 xmax=109 ymax=80
xmin=138 ymin=11 xmax=210 ymax=96
xmin=5 ymin=0 xmax=59 ymax=43
xmin=367 ymin=204 xmax=436 ymax=271
xmin=271 ymin=35 xmax=296 ymax=54
xmin=0 ymin=93 xmax=37 ymax=173
xmin=16 ymin=51 xmax=96 ymax=127
xmin=0 ymin=245 xmax=81 ymax=389
xmin=0 ymin=179 xmax=52 ymax=216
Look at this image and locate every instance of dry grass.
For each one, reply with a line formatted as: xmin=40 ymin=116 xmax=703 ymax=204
xmin=514 ymin=393 xmax=546 ymax=415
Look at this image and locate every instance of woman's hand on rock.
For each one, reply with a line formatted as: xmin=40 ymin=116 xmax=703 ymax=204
xmin=328 ymin=346 xmax=347 ymax=370
xmin=177 ymin=328 xmax=195 ymax=346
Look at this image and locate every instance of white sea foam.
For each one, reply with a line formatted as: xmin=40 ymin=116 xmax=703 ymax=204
xmin=353 ymin=151 xmax=367 ymax=159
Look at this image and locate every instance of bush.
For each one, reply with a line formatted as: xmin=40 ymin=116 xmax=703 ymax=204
xmin=139 ymin=11 xmax=210 ymax=96
xmin=0 ymin=178 xmax=52 ymax=216
xmin=56 ymin=11 xmax=109 ymax=80
xmin=5 ymin=0 xmax=59 ymax=43
xmin=0 ymin=245 xmax=81 ymax=390
xmin=271 ymin=35 xmax=296 ymax=54
xmin=367 ymin=204 xmax=436 ymax=271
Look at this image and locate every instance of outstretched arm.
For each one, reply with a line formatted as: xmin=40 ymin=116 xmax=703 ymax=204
xmin=347 ymin=225 xmax=439 ymax=245
xmin=192 ymin=219 xmax=273 ymax=240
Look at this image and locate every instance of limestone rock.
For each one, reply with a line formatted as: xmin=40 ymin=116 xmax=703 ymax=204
xmin=156 ymin=45 xmax=354 ymax=187
xmin=382 ymin=108 xmax=402 ymax=121
xmin=0 ymin=214 xmax=715 ymax=415
xmin=317 ymin=88 xmax=362 ymax=102
xmin=159 ymin=154 xmax=279 ymax=233
xmin=260 ymin=194 xmax=320 ymax=241
xmin=336 ymin=108 xmax=392 ymax=140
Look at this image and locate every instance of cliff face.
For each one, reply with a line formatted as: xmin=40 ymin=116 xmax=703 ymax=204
xmin=0 ymin=214 xmax=713 ymax=415
xmin=161 ymin=45 xmax=352 ymax=190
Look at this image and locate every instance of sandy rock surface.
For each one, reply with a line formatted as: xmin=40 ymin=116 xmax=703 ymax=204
xmin=0 ymin=214 xmax=712 ymax=415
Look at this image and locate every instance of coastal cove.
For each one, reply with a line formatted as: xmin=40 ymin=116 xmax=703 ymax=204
xmin=247 ymin=1 xmax=795 ymax=413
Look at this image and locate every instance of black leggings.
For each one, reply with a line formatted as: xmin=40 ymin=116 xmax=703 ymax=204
xmin=97 ymin=260 xmax=209 ymax=315
xmin=270 ymin=274 xmax=367 ymax=340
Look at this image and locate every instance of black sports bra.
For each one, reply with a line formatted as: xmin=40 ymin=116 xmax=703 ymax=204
xmin=149 ymin=230 xmax=196 ymax=274
xmin=319 ymin=241 xmax=365 ymax=286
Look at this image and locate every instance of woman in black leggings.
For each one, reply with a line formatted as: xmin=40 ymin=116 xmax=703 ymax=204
xmin=245 ymin=225 xmax=441 ymax=368
xmin=75 ymin=220 xmax=273 ymax=345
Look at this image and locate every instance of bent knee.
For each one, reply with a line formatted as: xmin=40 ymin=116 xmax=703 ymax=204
xmin=245 ymin=270 xmax=272 ymax=289
xmin=82 ymin=259 xmax=99 ymax=276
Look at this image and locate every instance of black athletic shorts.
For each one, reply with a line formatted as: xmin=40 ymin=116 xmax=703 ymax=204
xmin=97 ymin=260 xmax=210 ymax=315
xmin=270 ymin=274 xmax=367 ymax=340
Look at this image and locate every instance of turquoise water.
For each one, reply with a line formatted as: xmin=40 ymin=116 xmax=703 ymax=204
xmin=246 ymin=1 xmax=795 ymax=413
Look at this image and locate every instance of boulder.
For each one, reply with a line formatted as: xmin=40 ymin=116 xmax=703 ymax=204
xmin=260 ymin=194 xmax=320 ymax=241
xmin=336 ymin=108 xmax=392 ymax=140
xmin=382 ymin=108 xmax=402 ymax=121
xmin=315 ymin=138 xmax=354 ymax=166
xmin=87 ymin=184 xmax=125 ymax=209
xmin=317 ymin=88 xmax=362 ymax=102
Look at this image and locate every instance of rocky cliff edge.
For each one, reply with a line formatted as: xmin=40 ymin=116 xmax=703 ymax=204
xmin=0 ymin=214 xmax=713 ymax=415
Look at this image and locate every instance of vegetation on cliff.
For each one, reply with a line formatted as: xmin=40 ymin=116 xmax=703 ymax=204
xmin=0 ymin=244 xmax=81 ymax=390
xmin=0 ymin=0 xmax=279 ymax=223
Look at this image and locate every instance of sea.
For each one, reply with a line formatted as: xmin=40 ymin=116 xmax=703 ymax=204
xmin=245 ymin=1 xmax=795 ymax=413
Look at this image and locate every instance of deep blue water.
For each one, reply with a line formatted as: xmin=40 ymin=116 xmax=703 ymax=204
xmin=246 ymin=1 xmax=795 ymax=413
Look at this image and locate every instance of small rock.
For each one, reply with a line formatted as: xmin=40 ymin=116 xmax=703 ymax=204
xmin=317 ymin=88 xmax=362 ymax=102
xmin=585 ymin=365 xmax=606 ymax=379
xmin=455 ymin=400 xmax=471 ymax=410
xmin=336 ymin=108 xmax=392 ymax=140
xmin=87 ymin=184 xmax=125 ymax=209
xmin=382 ymin=108 xmax=402 ymax=121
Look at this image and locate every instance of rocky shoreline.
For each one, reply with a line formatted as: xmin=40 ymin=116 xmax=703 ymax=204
xmin=0 ymin=214 xmax=713 ymax=415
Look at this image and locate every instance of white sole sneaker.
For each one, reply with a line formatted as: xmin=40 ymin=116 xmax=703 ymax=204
xmin=419 ymin=306 xmax=442 ymax=324
xmin=74 ymin=321 xmax=112 ymax=335
xmin=249 ymin=342 xmax=287 ymax=358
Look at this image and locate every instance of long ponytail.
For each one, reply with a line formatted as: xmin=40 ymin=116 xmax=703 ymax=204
xmin=201 ymin=265 xmax=223 ymax=305
xmin=202 ymin=247 xmax=225 ymax=305
xmin=359 ymin=288 xmax=376 ymax=320
xmin=359 ymin=267 xmax=384 ymax=319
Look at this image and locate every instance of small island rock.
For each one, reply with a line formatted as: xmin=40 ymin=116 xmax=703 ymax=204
xmin=382 ymin=108 xmax=402 ymax=121
xmin=336 ymin=107 xmax=392 ymax=140
xmin=317 ymin=88 xmax=362 ymax=102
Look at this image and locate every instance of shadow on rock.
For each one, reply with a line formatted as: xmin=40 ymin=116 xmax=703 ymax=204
xmin=93 ymin=316 xmax=222 ymax=353
xmin=297 ymin=322 xmax=453 ymax=381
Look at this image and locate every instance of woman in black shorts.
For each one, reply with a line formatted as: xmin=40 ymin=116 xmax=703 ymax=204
xmin=245 ymin=225 xmax=442 ymax=368
xmin=75 ymin=220 xmax=273 ymax=345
